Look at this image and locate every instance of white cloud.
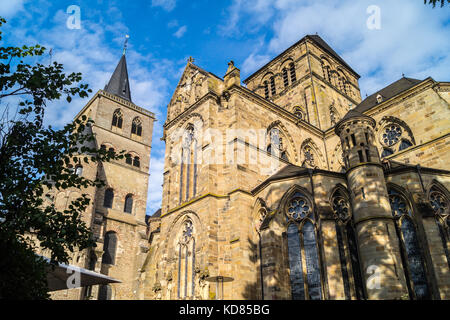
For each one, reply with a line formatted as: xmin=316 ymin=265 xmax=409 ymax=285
xmin=173 ymin=25 xmax=187 ymax=38
xmin=151 ymin=0 xmax=177 ymax=12
xmin=0 ymin=0 xmax=27 ymax=18
xmin=1 ymin=1 xmax=177 ymax=215
xmin=222 ymin=0 xmax=450 ymax=97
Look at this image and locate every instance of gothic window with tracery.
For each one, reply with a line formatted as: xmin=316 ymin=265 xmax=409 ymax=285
xmin=177 ymin=220 xmax=196 ymax=299
xmin=428 ymin=186 xmax=450 ymax=266
xmin=131 ymin=117 xmax=142 ymax=136
xmin=380 ymin=120 xmax=415 ymax=157
xmin=286 ymin=192 xmax=322 ymax=300
xmin=383 ymin=124 xmax=402 ymax=146
xmin=388 ymin=189 xmax=429 ymax=299
xmin=303 ymin=146 xmax=315 ymax=167
xmin=331 ymin=189 xmax=364 ymax=300
xmin=112 ymin=109 xmax=123 ymax=129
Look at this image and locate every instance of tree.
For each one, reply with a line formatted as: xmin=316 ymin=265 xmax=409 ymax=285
xmin=424 ymin=0 xmax=450 ymax=7
xmin=0 ymin=17 xmax=123 ymax=299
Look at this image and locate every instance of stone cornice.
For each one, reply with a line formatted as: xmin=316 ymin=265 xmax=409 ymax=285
xmin=160 ymin=189 xmax=252 ymax=219
xmin=75 ymin=90 xmax=155 ymax=121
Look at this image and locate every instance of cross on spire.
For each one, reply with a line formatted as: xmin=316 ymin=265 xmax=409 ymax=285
xmin=187 ymin=56 xmax=195 ymax=64
xmin=123 ymin=34 xmax=130 ymax=55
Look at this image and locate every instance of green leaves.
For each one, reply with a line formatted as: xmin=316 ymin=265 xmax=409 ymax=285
xmin=0 ymin=17 xmax=117 ymax=299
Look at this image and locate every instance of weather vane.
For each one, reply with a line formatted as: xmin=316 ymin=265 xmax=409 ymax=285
xmin=123 ymin=35 xmax=130 ymax=55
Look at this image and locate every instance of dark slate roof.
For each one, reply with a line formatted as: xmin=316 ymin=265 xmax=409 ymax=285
xmin=307 ymin=34 xmax=359 ymax=78
xmin=244 ymin=34 xmax=359 ymax=83
xmin=104 ymin=54 xmax=132 ymax=102
xmin=355 ymin=77 xmax=423 ymax=113
xmin=152 ymin=208 xmax=161 ymax=218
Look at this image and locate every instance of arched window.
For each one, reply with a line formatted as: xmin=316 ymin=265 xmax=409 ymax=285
xmin=103 ymin=188 xmax=114 ymax=208
xmin=293 ymin=106 xmax=305 ymax=120
xmin=270 ymin=76 xmax=276 ymax=96
xmin=102 ymin=231 xmax=117 ymax=265
xmin=125 ymin=153 xmax=132 ymax=165
xmin=263 ymin=81 xmax=269 ymax=99
xmin=331 ymin=188 xmax=364 ymax=300
xmin=98 ymin=284 xmax=112 ymax=300
xmin=131 ymin=117 xmax=142 ymax=136
xmin=267 ymin=128 xmax=288 ymax=161
xmin=75 ymin=165 xmax=83 ymax=176
xmin=303 ymin=146 xmax=315 ymax=168
xmin=286 ymin=191 xmax=322 ymax=300
xmin=329 ymin=106 xmax=339 ymax=126
xmin=379 ymin=119 xmax=415 ymax=155
xmin=133 ymin=156 xmax=140 ymax=168
xmin=124 ymin=194 xmax=133 ymax=214
xmin=321 ymin=59 xmax=332 ymax=83
xmin=112 ymin=109 xmax=123 ymax=129
xmin=177 ymin=220 xmax=196 ymax=299
xmin=282 ymin=68 xmax=289 ymax=87
xmin=289 ymin=63 xmax=297 ymax=83
xmin=428 ymin=185 xmax=450 ymax=266
xmin=388 ymin=189 xmax=430 ymax=299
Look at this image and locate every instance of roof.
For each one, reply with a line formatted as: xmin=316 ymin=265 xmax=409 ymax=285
xmin=41 ymin=255 xmax=121 ymax=291
xmin=355 ymin=77 xmax=423 ymax=113
xmin=104 ymin=54 xmax=132 ymax=102
xmin=307 ymin=35 xmax=359 ymax=78
xmin=244 ymin=34 xmax=359 ymax=83
xmin=252 ymin=164 xmax=309 ymax=193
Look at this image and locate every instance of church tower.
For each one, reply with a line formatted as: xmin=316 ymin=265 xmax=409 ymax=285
xmin=335 ymin=110 xmax=409 ymax=299
xmin=69 ymin=51 xmax=155 ymax=300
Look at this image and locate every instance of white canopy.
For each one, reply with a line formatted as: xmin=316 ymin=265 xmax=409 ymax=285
xmin=42 ymin=256 xmax=121 ymax=291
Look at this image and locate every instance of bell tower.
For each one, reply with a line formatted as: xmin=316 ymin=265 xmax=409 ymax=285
xmin=335 ymin=110 xmax=409 ymax=299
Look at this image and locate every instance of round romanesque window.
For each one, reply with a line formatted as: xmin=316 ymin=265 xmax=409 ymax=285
xmin=382 ymin=124 xmax=402 ymax=147
xmin=287 ymin=192 xmax=312 ymax=221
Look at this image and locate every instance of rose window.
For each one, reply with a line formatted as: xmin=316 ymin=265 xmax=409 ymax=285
xmin=287 ymin=193 xmax=311 ymax=220
xmin=382 ymin=125 xmax=402 ymax=146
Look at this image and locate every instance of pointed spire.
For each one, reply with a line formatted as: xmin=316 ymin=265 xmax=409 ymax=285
xmin=104 ymin=53 xmax=132 ymax=102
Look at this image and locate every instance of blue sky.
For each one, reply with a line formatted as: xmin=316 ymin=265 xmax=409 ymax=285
xmin=1 ymin=0 xmax=449 ymax=216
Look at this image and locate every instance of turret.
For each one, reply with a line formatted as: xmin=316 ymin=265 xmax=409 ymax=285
xmin=334 ymin=110 xmax=409 ymax=299
xmin=335 ymin=109 xmax=379 ymax=169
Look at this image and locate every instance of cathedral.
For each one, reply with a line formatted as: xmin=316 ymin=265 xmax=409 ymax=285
xmin=50 ymin=34 xmax=450 ymax=300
